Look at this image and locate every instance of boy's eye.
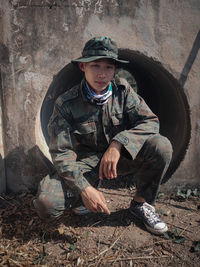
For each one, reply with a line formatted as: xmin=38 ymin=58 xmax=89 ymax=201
xmin=91 ymin=64 xmax=99 ymax=68
xmin=107 ymin=65 xmax=114 ymax=69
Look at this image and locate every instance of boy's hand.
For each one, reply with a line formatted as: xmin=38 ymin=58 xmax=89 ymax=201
xmin=81 ymin=186 xmax=110 ymax=215
xmin=99 ymin=141 xmax=122 ymax=180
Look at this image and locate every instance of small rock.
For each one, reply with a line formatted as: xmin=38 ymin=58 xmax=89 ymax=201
xmin=164 ymin=210 xmax=171 ymax=216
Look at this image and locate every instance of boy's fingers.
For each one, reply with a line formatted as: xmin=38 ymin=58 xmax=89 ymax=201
xmin=109 ymin=165 xmax=115 ymax=179
xmin=103 ymin=204 xmax=111 ymax=215
xmin=98 ymin=193 xmax=110 ymax=214
xmin=99 ymin=192 xmax=106 ymax=204
xmin=105 ymin=162 xmax=114 ymax=179
xmin=99 ymin=162 xmax=103 ymax=179
xmin=106 ymin=164 xmax=111 ymax=179
xmin=98 ymin=202 xmax=110 ymax=215
xmin=112 ymin=162 xmax=117 ymax=178
xmin=104 ymin=162 xmax=109 ymax=178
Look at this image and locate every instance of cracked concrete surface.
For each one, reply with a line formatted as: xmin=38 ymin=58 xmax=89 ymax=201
xmin=0 ymin=0 xmax=199 ymax=192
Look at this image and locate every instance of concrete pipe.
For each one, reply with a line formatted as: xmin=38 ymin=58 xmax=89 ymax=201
xmin=40 ymin=50 xmax=191 ymax=183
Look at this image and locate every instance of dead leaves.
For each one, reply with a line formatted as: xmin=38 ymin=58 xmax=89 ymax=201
xmin=163 ymin=228 xmax=186 ymax=244
xmin=57 ymin=226 xmax=64 ymax=235
xmin=190 ymin=241 xmax=200 ymax=252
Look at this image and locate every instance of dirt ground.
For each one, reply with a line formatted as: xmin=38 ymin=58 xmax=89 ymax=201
xmin=0 ymin=180 xmax=200 ymax=267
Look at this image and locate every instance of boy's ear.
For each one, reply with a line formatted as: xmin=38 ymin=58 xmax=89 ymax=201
xmin=78 ymin=62 xmax=85 ymax=72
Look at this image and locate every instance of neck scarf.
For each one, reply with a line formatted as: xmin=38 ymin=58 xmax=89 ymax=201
xmin=84 ymin=79 xmax=112 ymax=105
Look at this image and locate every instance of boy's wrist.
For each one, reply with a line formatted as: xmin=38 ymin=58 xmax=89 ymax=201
xmin=110 ymin=140 xmax=122 ymax=151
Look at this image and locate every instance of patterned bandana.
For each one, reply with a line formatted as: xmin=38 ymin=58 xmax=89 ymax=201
xmin=84 ymin=79 xmax=112 ymax=105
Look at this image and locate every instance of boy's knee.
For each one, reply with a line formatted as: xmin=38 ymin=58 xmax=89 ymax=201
xmin=146 ymin=134 xmax=173 ymax=163
xmin=33 ymin=194 xmax=64 ymax=219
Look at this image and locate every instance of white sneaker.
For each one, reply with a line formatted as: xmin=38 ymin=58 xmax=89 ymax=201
xmin=72 ymin=205 xmax=90 ymax=215
xmin=130 ymin=201 xmax=168 ymax=235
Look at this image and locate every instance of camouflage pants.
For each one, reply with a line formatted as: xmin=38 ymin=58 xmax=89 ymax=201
xmin=34 ymin=134 xmax=172 ymax=219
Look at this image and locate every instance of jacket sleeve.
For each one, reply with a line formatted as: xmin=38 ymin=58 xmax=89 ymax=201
xmin=112 ymin=85 xmax=159 ymax=160
xmin=48 ymin=102 xmax=91 ymax=194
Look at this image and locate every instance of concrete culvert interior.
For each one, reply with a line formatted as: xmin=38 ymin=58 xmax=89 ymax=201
xmin=40 ymin=50 xmax=191 ymax=183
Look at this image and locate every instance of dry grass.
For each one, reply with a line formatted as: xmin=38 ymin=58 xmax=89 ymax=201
xmin=0 ymin=188 xmax=199 ymax=267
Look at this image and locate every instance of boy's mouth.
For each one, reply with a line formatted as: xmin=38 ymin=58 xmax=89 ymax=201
xmin=95 ymin=81 xmax=107 ymax=86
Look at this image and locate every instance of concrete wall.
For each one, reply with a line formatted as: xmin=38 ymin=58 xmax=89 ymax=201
xmin=0 ymin=0 xmax=199 ymax=193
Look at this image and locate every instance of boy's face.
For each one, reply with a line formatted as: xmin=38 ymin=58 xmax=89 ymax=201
xmin=78 ymin=58 xmax=116 ymax=95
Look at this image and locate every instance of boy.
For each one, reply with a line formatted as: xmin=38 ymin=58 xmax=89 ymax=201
xmin=34 ymin=36 xmax=172 ymax=235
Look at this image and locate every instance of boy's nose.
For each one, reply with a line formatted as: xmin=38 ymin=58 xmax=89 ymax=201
xmin=97 ymin=72 xmax=105 ymax=78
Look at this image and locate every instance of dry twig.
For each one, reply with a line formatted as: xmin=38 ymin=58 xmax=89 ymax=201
xmin=106 ymin=255 xmax=172 ymax=262
xmin=167 ymin=222 xmax=192 ymax=233
xmin=89 ymin=234 xmax=122 ymax=261
xmin=179 ymin=224 xmax=190 ymax=236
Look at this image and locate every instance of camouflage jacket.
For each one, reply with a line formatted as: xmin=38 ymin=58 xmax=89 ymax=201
xmin=48 ymin=78 xmax=159 ymax=194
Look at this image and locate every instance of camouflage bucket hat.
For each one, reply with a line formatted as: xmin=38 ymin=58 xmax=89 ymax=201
xmin=72 ymin=36 xmax=129 ymax=64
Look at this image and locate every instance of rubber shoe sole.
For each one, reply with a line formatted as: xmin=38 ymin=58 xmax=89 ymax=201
xmin=144 ymin=222 xmax=168 ymax=235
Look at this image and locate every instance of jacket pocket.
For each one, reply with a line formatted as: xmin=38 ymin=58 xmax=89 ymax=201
xmin=111 ymin=112 xmax=123 ymax=126
xmin=73 ymin=121 xmax=96 ymax=147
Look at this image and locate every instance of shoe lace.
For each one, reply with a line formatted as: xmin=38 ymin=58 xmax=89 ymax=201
xmin=143 ymin=205 xmax=160 ymax=224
